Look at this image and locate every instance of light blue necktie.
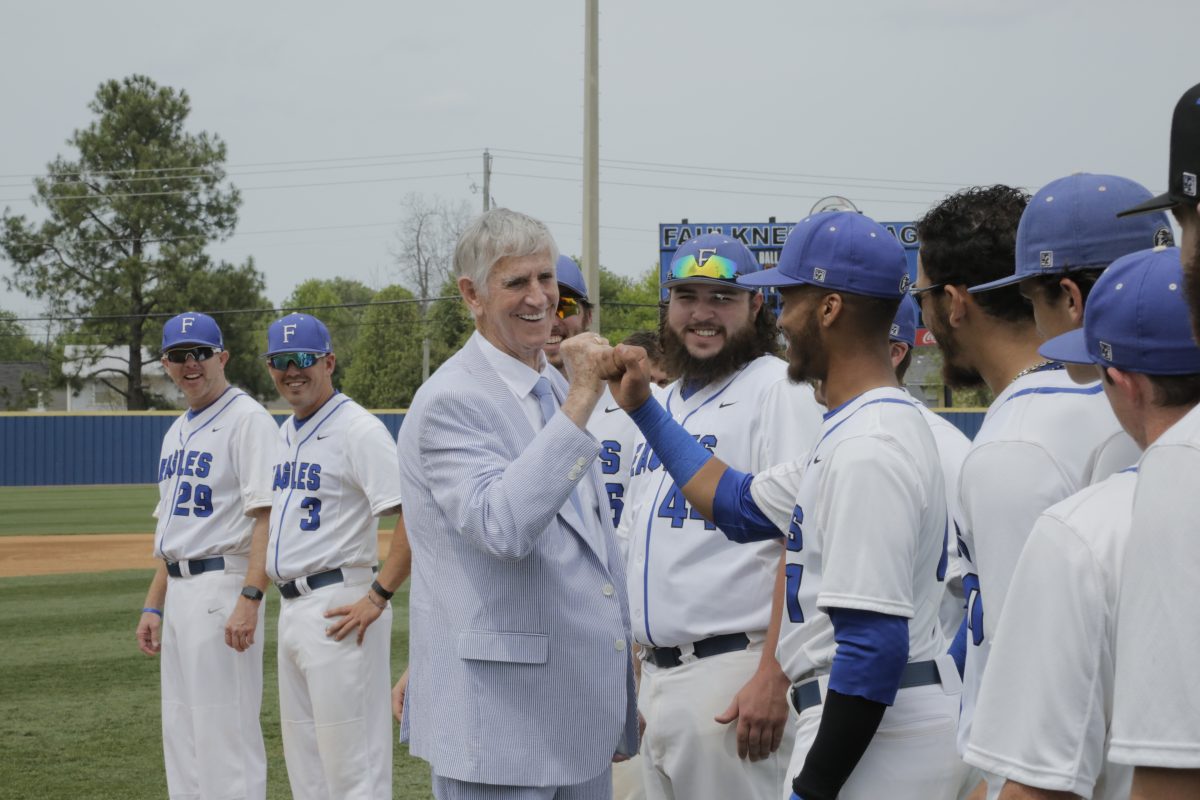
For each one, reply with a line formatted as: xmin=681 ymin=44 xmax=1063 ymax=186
xmin=531 ymin=377 xmax=587 ymax=520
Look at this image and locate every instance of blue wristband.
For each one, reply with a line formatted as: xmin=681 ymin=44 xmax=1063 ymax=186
xmin=627 ymin=396 xmax=713 ymax=487
xmin=142 ymin=607 xmax=163 ymax=617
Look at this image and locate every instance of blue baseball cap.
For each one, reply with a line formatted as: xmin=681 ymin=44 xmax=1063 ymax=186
xmin=264 ymin=313 xmax=333 ymax=357
xmin=663 ymin=233 xmax=761 ymax=291
xmin=162 ymin=312 xmax=223 ymax=351
xmin=890 ymin=294 xmax=919 ymax=346
xmin=1039 ymin=247 xmax=1200 ymax=375
xmin=556 ymin=255 xmax=590 ymax=302
xmin=970 ymin=173 xmax=1174 ymax=293
xmin=738 ymin=211 xmax=910 ymax=298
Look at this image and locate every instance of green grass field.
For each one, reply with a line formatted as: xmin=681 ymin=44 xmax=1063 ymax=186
xmin=0 ymin=569 xmax=433 ymax=799
xmin=0 ymin=485 xmax=399 ymax=536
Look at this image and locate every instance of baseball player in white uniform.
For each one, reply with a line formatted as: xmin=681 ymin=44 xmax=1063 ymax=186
xmin=963 ymin=246 xmax=1200 ymax=800
xmin=615 ymin=233 xmax=822 ymax=800
xmin=137 ymin=311 xmax=279 ymax=800
xmin=1110 ymin=81 xmax=1200 ymax=800
xmin=888 ymin=295 xmax=971 ymax=643
xmin=262 ymin=313 xmax=404 ymax=800
xmin=915 ymin=181 xmax=1162 ymax=799
xmin=607 ymin=211 xmax=962 ymax=800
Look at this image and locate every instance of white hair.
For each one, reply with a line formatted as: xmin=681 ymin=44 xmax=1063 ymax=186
xmin=453 ymin=208 xmax=559 ymax=294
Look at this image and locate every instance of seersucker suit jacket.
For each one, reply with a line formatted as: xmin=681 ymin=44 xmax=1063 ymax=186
xmin=399 ymin=333 xmax=639 ymax=787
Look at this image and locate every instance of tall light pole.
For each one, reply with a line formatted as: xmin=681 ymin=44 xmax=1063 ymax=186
xmin=583 ymin=0 xmax=600 ymax=330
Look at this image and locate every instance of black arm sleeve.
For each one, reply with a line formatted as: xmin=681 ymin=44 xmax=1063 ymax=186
xmin=791 ymin=689 xmax=887 ymax=800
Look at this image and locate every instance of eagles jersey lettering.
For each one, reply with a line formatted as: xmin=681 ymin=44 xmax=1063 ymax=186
xmin=267 ymin=394 xmax=403 ymax=582
xmin=748 ymin=387 xmax=947 ymax=683
xmin=587 ymin=385 xmax=664 ymax=531
xmin=618 ymin=355 xmax=823 ymax=648
xmin=153 ymin=387 xmax=279 ymax=562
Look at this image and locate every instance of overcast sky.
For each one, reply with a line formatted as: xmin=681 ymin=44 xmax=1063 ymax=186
xmin=1 ymin=0 xmax=1195 ymax=335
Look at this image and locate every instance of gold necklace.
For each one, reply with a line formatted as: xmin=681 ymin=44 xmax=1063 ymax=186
xmin=1013 ymin=359 xmax=1058 ymax=381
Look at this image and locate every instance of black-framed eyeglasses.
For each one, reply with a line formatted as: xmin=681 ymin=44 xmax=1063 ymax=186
xmin=164 ymin=346 xmax=220 ymax=364
xmin=908 ymin=282 xmax=946 ymax=297
xmin=267 ymin=352 xmax=323 ymax=370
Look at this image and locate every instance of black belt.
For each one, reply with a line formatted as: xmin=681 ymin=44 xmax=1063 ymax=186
xmin=165 ymin=556 xmax=225 ymax=578
xmin=643 ymin=632 xmax=751 ymax=669
xmin=790 ymin=659 xmax=943 ymax=714
xmin=276 ymin=568 xmax=345 ymax=599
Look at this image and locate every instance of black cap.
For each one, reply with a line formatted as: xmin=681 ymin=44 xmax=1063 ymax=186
xmin=1118 ymin=82 xmax=1200 ymax=217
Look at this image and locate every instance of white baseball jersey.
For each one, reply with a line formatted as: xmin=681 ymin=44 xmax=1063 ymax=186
xmin=917 ymin=401 xmax=972 ymax=641
xmin=748 ymin=387 xmax=948 ymax=682
xmin=588 ymin=384 xmax=660 ymax=532
xmin=619 ymin=354 xmax=823 ymax=647
xmin=153 ymin=387 xmax=279 ymax=562
xmin=1112 ymin=403 xmax=1200 ymax=768
xmin=965 ymin=469 xmax=1137 ymax=799
xmin=956 ymin=368 xmax=1129 ymax=753
xmin=267 ymin=394 xmax=403 ymax=582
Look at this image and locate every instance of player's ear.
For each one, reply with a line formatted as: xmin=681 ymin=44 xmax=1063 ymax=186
xmin=943 ymin=284 xmax=970 ymax=328
xmin=1061 ymin=278 xmax=1085 ymax=326
xmin=217 ymin=350 xmax=231 ymax=367
xmin=748 ymin=290 xmax=764 ymax=317
xmin=819 ymin=292 xmax=843 ymax=329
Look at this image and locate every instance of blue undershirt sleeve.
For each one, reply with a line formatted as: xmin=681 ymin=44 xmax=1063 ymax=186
xmin=827 ymin=607 xmax=909 ymax=706
xmin=712 ymin=467 xmax=782 ymax=543
xmin=627 ymin=396 xmax=713 ymax=488
xmin=948 ymin=615 xmax=967 ymax=679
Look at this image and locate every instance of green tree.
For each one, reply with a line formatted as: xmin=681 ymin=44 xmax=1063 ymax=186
xmin=426 ymin=276 xmax=473 ymax=372
xmin=0 ymin=74 xmax=261 ymax=409
xmin=342 ymin=285 xmax=424 ymax=408
xmin=599 ymin=264 xmax=661 ymax=344
xmin=282 ymin=278 xmax=375 ymax=390
xmin=0 ymin=311 xmax=44 ymax=362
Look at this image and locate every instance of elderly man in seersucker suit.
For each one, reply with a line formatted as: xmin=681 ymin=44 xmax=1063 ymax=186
xmin=398 ymin=207 xmax=638 ymax=800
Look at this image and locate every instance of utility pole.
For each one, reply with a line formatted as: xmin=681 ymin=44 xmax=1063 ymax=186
xmin=482 ymin=149 xmax=492 ymax=213
xmin=583 ymin=0 xmax=600 ymax=331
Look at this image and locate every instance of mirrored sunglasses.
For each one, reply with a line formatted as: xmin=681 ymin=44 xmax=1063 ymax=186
xmin=267 ymin=352 xmax=322 ymax=370
xmin=556 ymin=296 xmax=582 ymax=320
xmin=668 ymin=252 xmax=740 ymax=282
xmin=164 ymin=346 xmax=219 ymax=364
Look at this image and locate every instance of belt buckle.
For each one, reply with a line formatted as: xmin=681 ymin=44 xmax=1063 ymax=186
xmin=294 ymin=575 xmax=314 ymax=597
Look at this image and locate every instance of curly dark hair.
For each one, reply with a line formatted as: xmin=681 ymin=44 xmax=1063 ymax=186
xmin=916 ymin=185 xmax=1032 ymax=323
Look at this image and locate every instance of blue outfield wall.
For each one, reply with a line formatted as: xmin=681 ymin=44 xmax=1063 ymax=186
xmin=0 ymin=411 xmax=407 ymax=487
xmin=0 ymin=409 xmax=984 ymax=487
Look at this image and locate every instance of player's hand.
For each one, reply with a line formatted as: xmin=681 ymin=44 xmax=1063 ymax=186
xmin=392 ymin=668 xmax=409 ymax=722
xmin=714 ymin=664 xmax=791 ymax=761
xmin=560 ymin=332 xmax=614 ymax=390
xmin=324 ymin=593 xmax=385 ymax=645
xmin=224 ymin=595 xmax=260 ymax=653
xmin=607 ymin=344 xmax=653 ymax=411
xmin=137 ymin=611 xmax=162 ymax=656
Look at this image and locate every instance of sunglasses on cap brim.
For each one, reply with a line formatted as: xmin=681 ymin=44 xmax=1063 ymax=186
xmin=164 ymin=346 xmax=220 ymax=364
xmin=668 ymin=253 xmax=741 ymax=282
xmin=556 ymin=296 xmax=584 ymax=319
xmin=266 ymin=352 xmax=325 ymax=370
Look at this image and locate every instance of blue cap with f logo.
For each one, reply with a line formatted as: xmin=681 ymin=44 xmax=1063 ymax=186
xmin=162 ymin=312 xmax=223 ymax=351
xmin=264 ymin=313 xmax=333 ymax=357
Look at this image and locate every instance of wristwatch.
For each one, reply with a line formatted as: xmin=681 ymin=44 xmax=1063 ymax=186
xmin=370 ymin=580 xmax=394 ymax=601
xmin=240 ymin=586 xmax=265 ymax=602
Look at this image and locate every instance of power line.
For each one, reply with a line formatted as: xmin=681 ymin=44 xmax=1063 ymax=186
xmin=495 ymin=170 xmax=940 ymax=206
xmin=0 ymin=171 xmax=478 ymax=204
xmin=0 ymin=148 xmax=482 ymax=182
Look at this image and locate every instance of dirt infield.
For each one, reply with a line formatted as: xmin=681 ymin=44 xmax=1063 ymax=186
xmin=0 ymin=531 xmax=398 ymax=578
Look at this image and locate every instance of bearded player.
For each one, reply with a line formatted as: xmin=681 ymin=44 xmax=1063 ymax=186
xmin=615 ymin=233 xmax=822 ymax=800
xmin=603 ymin=211 xmax=960 ymax=799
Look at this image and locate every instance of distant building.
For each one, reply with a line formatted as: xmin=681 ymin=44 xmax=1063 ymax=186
xmin=0 ymin=362 xmax=62 ymax=410
xmin=61 ymin=345 xmax=184 ymax=411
